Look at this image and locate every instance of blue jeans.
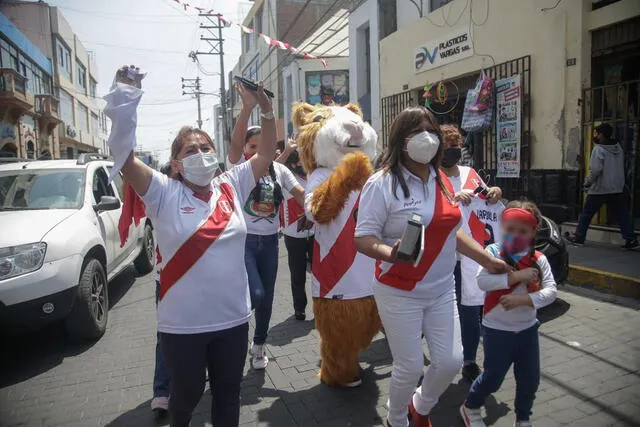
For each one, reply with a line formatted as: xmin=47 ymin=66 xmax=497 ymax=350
xmin=466 ymin=323 xmax=541 ymax=421
xmin=454 ymin=261 xmax=483 ymax=363
xmin=154 ymin=280 xmax=170 ymax=398
xmin=575 ymin=193 xmax=636 ymax=242
xmin=245 ymin=233 xmax=279 ymax=345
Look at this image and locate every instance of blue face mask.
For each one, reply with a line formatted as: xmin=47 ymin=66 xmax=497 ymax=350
xmin=503 ymin=233 xmax=531 ymax=255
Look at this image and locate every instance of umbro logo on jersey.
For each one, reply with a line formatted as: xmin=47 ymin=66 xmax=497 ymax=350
xmin=180 ymin=206 xmax=196 ymax=214
xmin=217 ymin=200 xmax=232 ymax=214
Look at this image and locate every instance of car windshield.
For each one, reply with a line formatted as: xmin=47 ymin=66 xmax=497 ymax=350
xmin=0 ymin=169 xmax=85 ymax=211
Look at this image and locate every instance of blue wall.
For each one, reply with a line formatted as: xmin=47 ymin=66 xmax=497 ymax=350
xmin=0 ymin=12 xmax=52 ymax=75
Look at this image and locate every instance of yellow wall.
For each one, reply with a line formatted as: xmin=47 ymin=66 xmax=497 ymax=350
xmin=379 ymin=0 xmax=587 ymax=170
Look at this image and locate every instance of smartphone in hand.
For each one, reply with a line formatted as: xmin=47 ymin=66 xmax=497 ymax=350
xmin=234 ymin=76 xmax=274 ymax=98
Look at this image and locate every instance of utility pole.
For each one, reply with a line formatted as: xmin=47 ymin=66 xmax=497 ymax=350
xmin=181 ymin=77 xmax=203 ymax=129
xmin=194 ymin=13 xmax=229 ymax=145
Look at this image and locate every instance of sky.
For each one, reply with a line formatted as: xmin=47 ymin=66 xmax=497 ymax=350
xmin=42 ymin=0 xmax=252 ymax=164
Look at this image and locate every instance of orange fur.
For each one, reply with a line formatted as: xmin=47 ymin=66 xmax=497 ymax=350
xmin=310 ymin=152 xmax=373 ymax=224
xmin=313 ymin=296 xmax=382 ymax=386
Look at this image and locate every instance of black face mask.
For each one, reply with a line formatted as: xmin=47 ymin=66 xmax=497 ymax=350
xmin=291 ymin=165 xmax=306 ymax=177
xmin=441 ymin=147 xmax=462 ymax=168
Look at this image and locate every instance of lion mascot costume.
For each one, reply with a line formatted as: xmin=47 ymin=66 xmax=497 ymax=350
xmin=292 ymin=102 xmax=382 ymax=387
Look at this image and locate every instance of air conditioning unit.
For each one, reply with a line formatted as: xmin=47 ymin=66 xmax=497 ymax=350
xmin=66 ymin=125 xmax=77 ymax=138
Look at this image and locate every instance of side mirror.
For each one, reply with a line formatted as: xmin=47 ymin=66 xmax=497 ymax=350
xmin=94 ymin=195 xmax=121 ymax=212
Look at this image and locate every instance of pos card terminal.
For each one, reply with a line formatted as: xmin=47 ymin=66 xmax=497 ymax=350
xmin=397 ymin=214 xmax=425 ymax=266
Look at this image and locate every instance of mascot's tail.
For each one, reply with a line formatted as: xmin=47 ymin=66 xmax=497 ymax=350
xmin=310 ymin=152 xmax=373 ymax=224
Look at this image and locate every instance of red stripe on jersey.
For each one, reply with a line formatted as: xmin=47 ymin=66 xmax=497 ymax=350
xmin=468 ymin=210 xmax=488 ymax=247
xmin=376 ymin=172 xmax=461 ymax=291
xmin=312 ymin=197 xmax=359 ymax=297
xmin=462 ymin=168 xmax=487 ymax=200
xmin=483 ymin=250 xmax=543 ymax=315
xmin=159 ymin=183 xmax=235 ymax=300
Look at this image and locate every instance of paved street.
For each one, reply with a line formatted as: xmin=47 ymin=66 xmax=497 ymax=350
xmin=1 ymin=247 xmax=639 ymax=427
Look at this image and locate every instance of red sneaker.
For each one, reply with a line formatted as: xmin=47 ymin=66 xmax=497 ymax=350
xmin=408 ymin=398 xmax=432 ymax=427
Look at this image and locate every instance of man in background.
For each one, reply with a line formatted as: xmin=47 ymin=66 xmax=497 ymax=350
xmin=567 ymin=123 xmax=638 ymax=250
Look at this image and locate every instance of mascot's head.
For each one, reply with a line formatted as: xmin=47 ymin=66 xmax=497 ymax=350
xmin=292 ymin=102 xmax=377 ymax=173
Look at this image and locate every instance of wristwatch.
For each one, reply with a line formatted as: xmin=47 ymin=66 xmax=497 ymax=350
xmin=260 ymin=110 xmax=275 ymax=120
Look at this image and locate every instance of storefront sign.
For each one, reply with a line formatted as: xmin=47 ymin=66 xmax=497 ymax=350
xmin=414 ymin=28 xmax=473 ymax=74
xmin=495 ymin=75 xmax=522 ymax=178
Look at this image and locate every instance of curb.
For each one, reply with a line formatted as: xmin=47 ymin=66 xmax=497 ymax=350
xmin=568 ymin=264 xmax=640 ymax=299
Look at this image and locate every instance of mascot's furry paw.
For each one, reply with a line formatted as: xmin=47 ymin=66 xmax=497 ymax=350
xmin=310 ymin=152 xmax=373 ymax=224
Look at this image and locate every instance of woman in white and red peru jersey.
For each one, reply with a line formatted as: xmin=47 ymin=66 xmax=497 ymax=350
xmin=355 ymin=107 xmax=509 ymax=427
xmin=105 ymin=66 xmax=276 ymax=427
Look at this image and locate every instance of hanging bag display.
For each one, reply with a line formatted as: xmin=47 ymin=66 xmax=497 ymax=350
xmin=461 ymin=70 xmax=494 ymax=133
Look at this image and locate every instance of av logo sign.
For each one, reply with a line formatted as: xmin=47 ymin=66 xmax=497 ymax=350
xmin=413 ymin=28 xmax=473 ymax=74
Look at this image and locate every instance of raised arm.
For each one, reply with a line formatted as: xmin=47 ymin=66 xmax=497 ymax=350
xmin=105 ymin=65 xmax=153 ymax=196
xmin=229 ymin=84 xmax=258 ymax=165
xmin=247 ymin=82 xmax=276 ymax=181
xmin=275 ymin=139 xmax=297 ymax=164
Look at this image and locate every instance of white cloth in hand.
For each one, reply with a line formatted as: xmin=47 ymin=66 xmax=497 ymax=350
xmin=103 ymin=82 xmax=144 ymax=181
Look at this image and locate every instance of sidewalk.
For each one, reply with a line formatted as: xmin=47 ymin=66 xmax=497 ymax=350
xmin=1 ymin=248 xmax=640 ymax=426
xmin=567 ymin=242 xmax=640 ymax=298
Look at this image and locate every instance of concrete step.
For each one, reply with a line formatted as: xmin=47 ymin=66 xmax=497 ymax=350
xmin=562 ymin=237 xmax=640 ymax=299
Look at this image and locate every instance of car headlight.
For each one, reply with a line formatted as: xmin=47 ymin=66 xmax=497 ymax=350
xmin=0 ymin=242 xmax=47 ymax=281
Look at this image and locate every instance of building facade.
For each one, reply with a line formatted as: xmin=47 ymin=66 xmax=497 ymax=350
xmin=228 ymin=0 xmax=351 ymax=141
xmin=0 ymin=12 xmax=58 ymax=159
xmin=371 ymin=0 xmax=639 ymax=240
xmin=1 ymin=1 xmax=108 ymax=159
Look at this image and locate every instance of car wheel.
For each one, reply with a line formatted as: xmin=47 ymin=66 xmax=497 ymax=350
xmin=65 ymin=258 xmax=108 ymax=341
xmin=134 ymin=223 xmax=155 ymax=275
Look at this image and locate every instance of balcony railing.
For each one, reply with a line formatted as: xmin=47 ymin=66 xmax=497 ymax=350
xmin=35 ymin=94 xmax=60 ymax=118
xmin=0 ymin=68 xmax=26 ymax=94
xmin=0 ymin=68 xmax=33 ymax=110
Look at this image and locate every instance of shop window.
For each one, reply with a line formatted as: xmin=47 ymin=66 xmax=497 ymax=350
xmin=58 ymin=89 xmax=74 ymax=126
xmin=76 ymin=61 xmax=87 ymax=93
xmin=90 ymin=78 xmax=97 ymax=98
xmin=26 ymin=141 xmax=35 ymax=159
xmin=56 ymin=39 xmax=72 ymax=80
xmin=76 ymin=103 xmax=89 ymax=134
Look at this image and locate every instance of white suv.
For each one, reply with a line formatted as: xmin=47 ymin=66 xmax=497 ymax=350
xmin=0 ymin=154 xmax=154 ymax=340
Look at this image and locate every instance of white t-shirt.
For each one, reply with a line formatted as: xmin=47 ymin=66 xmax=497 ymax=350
xmin=459 ymin=198 xmax=504 ymax=305
xmin=227 ymin=155 xmax=299 ymax=235
xmin=477 ymin=244 xmax=557 ymax=332
xmin=282 ymin=176 xmax=314 ymax=238
xmin=355 ymin=166 xmax=462 ymax=300
xmin=142 ymin=161 xmax=256 ymax=334
xmin=305 ymin=167 xmax=374 ymax=299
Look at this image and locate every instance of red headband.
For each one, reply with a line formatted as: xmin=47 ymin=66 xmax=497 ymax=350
xmin=501 ymin=208 xmax=538 ymax=227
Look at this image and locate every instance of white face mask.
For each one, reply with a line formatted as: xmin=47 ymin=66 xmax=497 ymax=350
xmin=405 ymin=131 xmax=440 ymax=164
xmin=181 ymin=152 xmax=218 ymax=186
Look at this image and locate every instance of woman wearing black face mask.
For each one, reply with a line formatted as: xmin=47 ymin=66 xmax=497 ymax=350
xmin=439 ymin=124 xmax=504 ymax=384
xmin=279 ymin=149 xmax=314 ymax=320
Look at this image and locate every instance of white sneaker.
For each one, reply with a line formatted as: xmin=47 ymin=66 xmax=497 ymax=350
xmin=460 ymin=403 xmax=486 ymax=427
xmin=343 ymin=377 xmax=362 ymax=388
xmin=151 ymin=396 xmax=169 ymax=412
xmin=514 ymin=422 xmax=533 ymax=427
xmin=251 ymin=343 xmax=268 ymax=369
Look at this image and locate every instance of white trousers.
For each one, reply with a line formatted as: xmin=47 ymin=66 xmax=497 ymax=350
xmin=374 ymin=285 xmax=463 ymax=427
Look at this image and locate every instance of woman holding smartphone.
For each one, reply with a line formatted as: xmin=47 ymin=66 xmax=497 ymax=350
xmin=106 ymin=66 xmax=276 ymax=427
xmin=227 ymin=82 xmax=305 ymax=370
xmin=354 ymin=107 xmax=508 ymax=427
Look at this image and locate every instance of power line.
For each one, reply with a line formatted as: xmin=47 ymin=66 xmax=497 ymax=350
xmin=260 ymin=0 xmax=350 ymax=84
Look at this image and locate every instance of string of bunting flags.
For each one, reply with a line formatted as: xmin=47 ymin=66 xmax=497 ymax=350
xmin=170 ymin=0 xmax=328 ymax=67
